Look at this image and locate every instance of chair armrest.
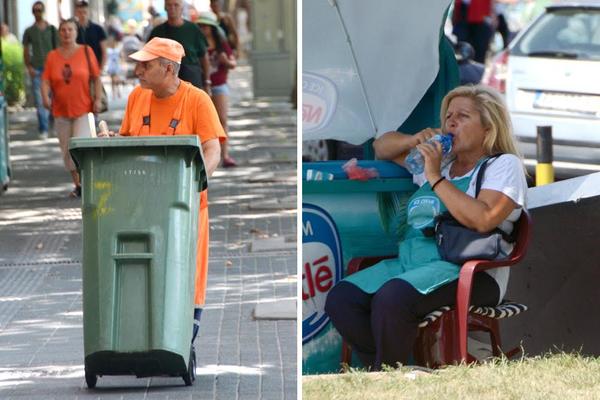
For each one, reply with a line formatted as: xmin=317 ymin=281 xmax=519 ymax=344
xmin=346 ymin=255 xmax=395 ymax=276
xmin=457 ymin=255 xmax=525 ymax=306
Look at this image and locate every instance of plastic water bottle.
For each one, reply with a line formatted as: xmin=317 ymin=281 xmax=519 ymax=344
xmin=404 ymin=133 xmax=454 ymax=175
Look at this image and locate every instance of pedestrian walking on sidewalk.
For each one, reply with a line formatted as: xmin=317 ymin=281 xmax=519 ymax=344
xmin=99 ymin=37 xmax=225 ymax=343
xmin=22 ymin=1 xmax=59 ymax=139
xmin=105 ymin=35 xmax=123 ymax=99
xmin=452 ymin=0 xmax=495 ymax=64
xmin=1 ymin=23 xmax=18 ymax=44
xmin=149 ymin=0 xmax=211 ymax=93
xmin=197 ymin=11 xmax=237 ymax=167
xmin=41 ymin=19 xmax=103 ymax=198
xmin=75 ymin=0 xmax=107 ymax=71
xmin=210 ymin=0 xmax=240 ymax=58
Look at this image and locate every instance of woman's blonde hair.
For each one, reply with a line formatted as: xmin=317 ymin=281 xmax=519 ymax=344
xmin=440 ymin=85 xmax=522 ymax=157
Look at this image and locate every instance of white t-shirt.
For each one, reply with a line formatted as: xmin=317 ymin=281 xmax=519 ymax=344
xmin=413 ymin=154 xmax=528 ymax=302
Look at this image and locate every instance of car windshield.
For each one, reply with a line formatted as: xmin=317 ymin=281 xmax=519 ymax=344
xmin=513 ymin=8 xmax=600 ymax=60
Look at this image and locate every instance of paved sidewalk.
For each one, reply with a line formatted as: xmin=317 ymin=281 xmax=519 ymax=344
xmin=0 ymin=66 xmax=298 ymax=399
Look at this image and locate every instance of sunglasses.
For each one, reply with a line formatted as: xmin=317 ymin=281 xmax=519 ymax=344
xmin=33 ymin=8 xmax=44 ymax=13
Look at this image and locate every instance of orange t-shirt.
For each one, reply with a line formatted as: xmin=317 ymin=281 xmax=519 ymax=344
xmin=42 ymin=45 xmax=99 ymax=118
xmin=120 ymin=81 xmax=226 ymax=141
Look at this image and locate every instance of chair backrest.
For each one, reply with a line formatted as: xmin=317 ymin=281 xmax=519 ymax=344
xmin=508 ymin=208 xmax=532 ymax=264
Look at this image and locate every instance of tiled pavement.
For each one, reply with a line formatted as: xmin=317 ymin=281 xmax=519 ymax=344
xmin=0 ymin=65 xmax=298 ymax=399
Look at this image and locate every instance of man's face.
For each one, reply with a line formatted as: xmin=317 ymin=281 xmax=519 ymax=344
xmin=75 ymin=6 xmax=89 ymax=24
xmin=165 ymin=0 xmax=183 ymax=20
xmin=135 ymin=59 xmax=169 ymax=90
xmin=32 ymin=4 xmax=45 ymax=20
xmin=210 ymin=0 xmax=221 ymax=13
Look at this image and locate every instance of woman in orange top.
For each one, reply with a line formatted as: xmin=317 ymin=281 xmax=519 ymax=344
xmin=41 ymin=18 xmax=103 ymax=197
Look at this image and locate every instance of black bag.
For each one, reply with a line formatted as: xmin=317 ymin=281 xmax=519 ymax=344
xmin=433 ymin=154 xmax=515 ymax=264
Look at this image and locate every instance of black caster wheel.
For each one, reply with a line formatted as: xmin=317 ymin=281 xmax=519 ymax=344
xmin=182 ymin=346 xmax=196 ymax=386
xmin=85 ymin=368 xmax=97 ymax=389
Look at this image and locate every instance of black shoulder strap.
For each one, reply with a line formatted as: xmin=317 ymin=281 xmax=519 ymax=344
xmin=474 ymin=153 xmax=516 ymax=242
xmin=83 ymin=45 xmax=92 ymax=74
xmin=475 ymin=153 xmax=504 ymax=197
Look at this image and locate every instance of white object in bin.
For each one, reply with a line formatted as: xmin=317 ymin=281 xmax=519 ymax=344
xmin=87 ymin=113 xmax=97 ymax=138
xmin=98 ymin=120 xmax=109 ymax=137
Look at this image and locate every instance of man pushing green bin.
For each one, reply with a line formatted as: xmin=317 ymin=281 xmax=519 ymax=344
xmin=70 ymin=36 xmax=223 ymax=388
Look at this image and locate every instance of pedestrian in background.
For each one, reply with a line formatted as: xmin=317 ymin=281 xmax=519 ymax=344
xmin=121 ymin=20 xmax=143 ymax=83
xmin=105 ymin=34 xmax=123 ymax=99
xmin=75 ymin=0 xmax=107 ymax=71
xmin=235 ymin=0 xmax=251 ymax=61
xmin=494 ymin=0 xmax=519 ymax=49
xmin=41 ymin=19 xmax=102 ymax=198
xmin=452 ymin=0 xmax=494 ymax=63
xmin=142 ymin=6 xmax=164 ymax=41
xmin=22 ymin=1 xmax=59 ymax=139
xmin=210 ymin=0 xmax=240 ymax=58
xmin=197 ymin=11 xmax=237 ymax=167
xmin=1 ymin=23 xmax=19 ymax=44
xmin=149 ymin=0 xmax=211 ymax=93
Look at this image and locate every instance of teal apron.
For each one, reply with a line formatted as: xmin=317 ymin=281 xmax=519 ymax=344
xmin=345 ymin=162 xmax=482 ymax=295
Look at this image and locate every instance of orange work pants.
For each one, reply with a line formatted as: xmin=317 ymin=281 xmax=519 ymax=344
xmin=194 ymin=192 xmax=209 ymax=306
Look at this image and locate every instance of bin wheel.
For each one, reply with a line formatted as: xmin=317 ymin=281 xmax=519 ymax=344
xmin=182 ymin=346 xmax=196 ymax=386
xmin=85 ymin=369 xmax=97 ymax=389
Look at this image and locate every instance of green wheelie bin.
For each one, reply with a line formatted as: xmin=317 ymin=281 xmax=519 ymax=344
xmin=69 ymin=136 xmax=207 ymax=388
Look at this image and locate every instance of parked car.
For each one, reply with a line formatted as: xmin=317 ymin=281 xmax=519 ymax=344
xmin=483 ymin=1 xmax=600 ymax=178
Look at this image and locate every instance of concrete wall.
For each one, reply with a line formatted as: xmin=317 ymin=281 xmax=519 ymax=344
xmin=250 ymin=0 xmax=296 ymax=98
xmin=502 ymin=193 xmax=600 ymax=357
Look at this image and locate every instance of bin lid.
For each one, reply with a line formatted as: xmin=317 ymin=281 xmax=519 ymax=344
xmin=69 ymin=135 xmax=207 ymax=191
xmin=69 ymin=135 xmax=201 ymax=150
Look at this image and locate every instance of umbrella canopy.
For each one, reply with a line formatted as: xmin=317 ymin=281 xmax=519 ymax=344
xmin=302 ymin=0 xmax=452 ymax=145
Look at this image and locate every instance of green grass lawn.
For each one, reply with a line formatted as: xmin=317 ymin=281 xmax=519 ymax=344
xmin=303 ymin=353 xmax=600 ymax=400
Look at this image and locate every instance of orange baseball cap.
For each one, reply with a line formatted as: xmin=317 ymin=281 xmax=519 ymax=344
xmin=129 ymin=37 xmax=185 ymax=64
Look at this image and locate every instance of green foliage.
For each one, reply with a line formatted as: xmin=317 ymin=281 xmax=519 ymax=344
xmin=377 ymin=191 xmax=412 ymax=240
xmin=0 ymin=39 xmax=25 ymax=106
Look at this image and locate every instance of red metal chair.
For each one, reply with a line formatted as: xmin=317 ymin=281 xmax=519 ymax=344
xmin=340 ymin=209 xmax=532 ymax=368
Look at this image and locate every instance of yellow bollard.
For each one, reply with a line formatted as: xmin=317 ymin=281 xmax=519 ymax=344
xmin=536 ymin=126 xmax=554 ymax=186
